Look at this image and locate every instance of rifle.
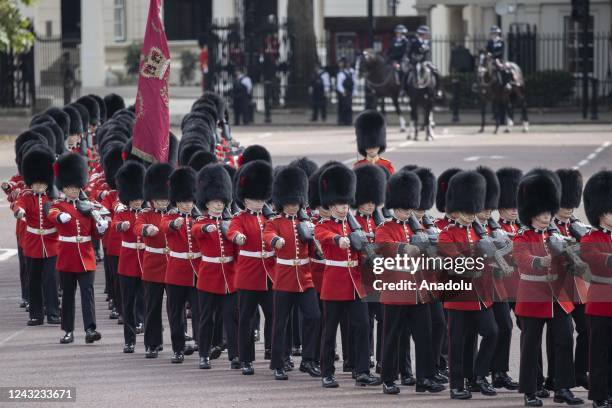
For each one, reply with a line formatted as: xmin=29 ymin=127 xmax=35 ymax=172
xmin=373 ymin=208 xmax=386 ymax=227
xmin=346 ymin=212 xmax=378 ymax=263
xmin=297 ymin=208 xmax=324 ymax=259
xmin=473 ymin=221 xmax=514 ymax=277
xmin=407 ymin=214 xmax=432 ymax=254
xmin=546 ymin=224 xmax=591 ymax=279
xmin=568 ymin=216 xmax=592 ymax=241
xmin=219 ymin=207 xmax=233 ymax=240
xmin=75 ymin=197 xmax=110 ymax=226
xmin=262 ymin=203 xmax=276 ymax=219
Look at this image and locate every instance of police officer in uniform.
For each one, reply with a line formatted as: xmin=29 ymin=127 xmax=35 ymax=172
xmin=232 ymin=68 xmax=253 ymax=126
xmin=407 ymin=26 xmax=442 ymax=98
xmin=336 ymin=58 xmax=354 ymax=126
xmin=387 ymin=24 xmax=409 ymax=85
xmin=310 ymin=62 xmax=330 ymax=122
xmin=486 ymin=26 xmax=512 ymax=90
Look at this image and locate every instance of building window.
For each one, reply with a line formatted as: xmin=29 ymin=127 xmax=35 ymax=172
xmin=164 ymin=0 xmax=212 ymax=41
xmin=114 ymin=0 xmax=126 ymax=42
xmin=564 ymin=16 xmax=594 ymax=74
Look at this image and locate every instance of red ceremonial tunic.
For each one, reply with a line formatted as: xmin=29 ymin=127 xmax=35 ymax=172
xmin=113 ymin=207 xmax=144 ymax=278
xmin=134 ymin=208 xmax=168 ymax=284
xmin=581 ymin=228 xmax=612 ymax=317
xmin=15 ymin=190 xmax=58 ymax=258
xmin=553 ymin=217 xmax=588 ymax=304
xmin=314 ymin=217 xmax=363 ymax=301
xmin=354 ymin=157 xmax=395 ymax=175
xmin=161 ymin=211 xmax=201 ymax=287
xmin=192 ymin=214 xmax=236 ymax=294
xmin=101 ymin=190 xmax=122 ymax=256
xmin=513 ymin=227 xmax=574 ymax=318
xmin=7 ymin=175 xmax=26 ymax=247
xmin=227 ymin=210 xmax=275 ymax=291
xmin=434 ymin=215 xmax=454 ymax=231
xmin=263 ymin=213 xmax=314 ymax=292
xmin=47 ymin=198 xmax=102 ymax=272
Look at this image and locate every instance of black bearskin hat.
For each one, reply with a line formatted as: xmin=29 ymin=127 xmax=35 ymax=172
xmin=319 ymin=164 xmax=356 ymax=208
xmin=144 ymin=162 xmax=173 ymax=201
xmin=414 ymin=167 xmax=436 ymax=211
xmin=30 ymin=115 xmax=64 ymax=155
xmin=70 ymin=102 xmax=89 ymax=132
xmin=308 ymin=161 xmax=341 ymax=209
xmin=556 ymin=169 xmax=583 ymax=209
xmin=169 ymin=167 xmax=196 ymax=203
xmin=239 ymin=144 xmax=272 ymax=166
xmin=476 ymin=166 xmax=500 ymax=210
xmin=62 ymin=105 xmax=82 ymax=135
xmin=289 ymin=157 xmax=318 ymax=178
xmin=272 ymin=166 xmax=308 ymax=209
xmin=104 ymin=93 xmax=126 ymax=119
xmin=15 ymin=130 xmax=46 ymax=156
xmin=200 ymin=91 xmax=227 ymax=120
xmin=22 ymin=145 xmax=55 ymax=186
xmin=517 ymin=169 xmax=560 ymax=225
xmin=116 ymin=161 xmax=146 ymax=204
xmin=236 ymin=160 xmax=273 ymax=202
xmin=354 ymin=164 xmax=386 ymax=207
xmin=436 ymin=167 xmax=462 ymax=212
xmin=583 ymin=170 xmax=612 ymax=227
xmin=44 ymin=107 xmax=70 ymax=139
xmin=196 ymin=164 xmax=232 ymax=208
xmin=76 ymin=96 xmax=100 ymax=126
xmin=355 ymin=109 xmax=386 ymax=156
xmin=168 ymin=132 xmax=179 ymax=165
xmin=179 ymin=142 xmax=206 ymax=166
xmin=188 ymin=150 xmax=217 ymax=172
xmin=445 ymin=171 xmax=486 ymax=214
xmin=55 ymin=152 xmax=88 ymax=189
xmin=496 ymin=167 xmax=522 ymax=209
xmin=385 ymin=170 xmax=422 ymax=210
xmin=102 ymin=144 xmax=124 ymax=190
xmin=88 ymin=94 xmax=106 ymax=123
xmin=29 ymin=124 xmax=56 ymax=151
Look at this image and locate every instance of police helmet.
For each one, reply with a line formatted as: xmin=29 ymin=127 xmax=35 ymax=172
xmin=490 ymin=25 xmax=502 ymax=34
xmin=417 ymin=25 xmax=430 ymax=35
xmin=394 ymin=24 xmax=408 ymax=34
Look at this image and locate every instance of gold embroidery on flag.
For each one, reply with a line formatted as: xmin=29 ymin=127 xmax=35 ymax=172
xmin=160 ymin=83 xmax=169 ymax=108
xmin=140 ymin=47 xmax=170 ymax=80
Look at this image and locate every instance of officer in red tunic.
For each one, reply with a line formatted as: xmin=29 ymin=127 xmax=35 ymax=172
xmin=434 ymin=167 xmax=462 ymax=230
xmin=161 ymin=167 xmax=201 ymax=363
xmin=513 ymin=169 xmax=583 ymax=406
xmin=581 ymin=170 xmax=612 ymax=408
xmin=314 ymin=164 xmax=381 ymax=388
xmin=264 ymin=166 xmax=321 ymax=380
xmin=192 ymin=164 xmax=239 ymax=370
xmin=227 ymin=160 xmax=275 ymax=375
xmin=376 ymin=169 xmax=445 ymax=395
xmin=134 ymin=162 xmax=173 ymax=359
xmin=545 ymin=169 xmax=588 ymax=389
xmin=48 ymin=153 xmax=107 ymax=344
xmin=61 ymin=105 xmax=84 ymax=153
xmin=112 ymin=161 xmax=146 ymax=354
xmin=352 ymin=110 xmax=395 ymax=175
xmin=438 ymin=170 xmax=499 ymax=399
xmin=14 ymin=145 xmax=60 ymax=326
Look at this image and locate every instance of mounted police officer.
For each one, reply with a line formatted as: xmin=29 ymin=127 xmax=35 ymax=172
xmin=387 ymin=24 xmax=409 ymax=85
xmin=486 ymin=26 xmax=512 ymax=90
xmin=407 ymin=25 xmax=442 ymax=99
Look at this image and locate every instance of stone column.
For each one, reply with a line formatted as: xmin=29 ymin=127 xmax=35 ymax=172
xmin=80 ymin=0 xmax=106 ymax=88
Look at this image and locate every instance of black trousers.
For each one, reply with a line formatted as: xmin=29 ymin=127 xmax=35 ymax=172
xmin=430 ymin=301 xmax=446 ymax=373
xmin=198 ymin=291 xmax=238 ymax=360
xmin=368 ymin=302 xmax=382 ymax=362
xmin=238 ymin=288 xmax=273 ymax=363
xmin=519 ymin=303 xmax=575 ymax=394
xmin=588 ymin=315 xmax=612 ymax=401
xmin=292 ymin=306 xmax=302 ymax=347
xmin=321 ymin=298 xmax=369 ymax=377
xmin=547 ymin=303 xmax=588 ymax=380
xmin=107 ymin=255 xmax=119 ymax=312
xmin=491 ymin=301 xmax=513 ymax=373
xmin=314 ymin=293 xmax=323 ymax=363
xmin=399 ymin=326 xmax=413 ymax=377
xmin=60 ymin=271 xmax=96 ymax=333
xmin=143 ymin=280 xmax=165 ymax=349
xmin=271 ymin=288 xmax=321 ymax=369
xmin=381 ymin=303 xmax=435 ymax=383
xmin=27 ymin=256 xmax=59 ymax=320
xmin=118 ymin=274 xmax=141 ymax=345
xmin=448 ymin=308 xmax=499 ymax=389
xmin=340 ymin=312 xmax=351 ymax=363
xmin=103 ymin=251 xmax=112 ymax=300
xmin=166 ymin=284 xmax=199 ymax=353
xmin=311 ymin=97 xmax=327 ymax=121
xmin=18 ymin=246 xmax=28 ymax=301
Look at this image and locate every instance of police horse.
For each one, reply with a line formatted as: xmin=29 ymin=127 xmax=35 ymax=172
xmin=359 ymin=49 xmax=408 ymax=132
xmin=405 ymin=59 xmax=437 ymax=141
xmin=475 ymin=52 xmax=529 ymax=134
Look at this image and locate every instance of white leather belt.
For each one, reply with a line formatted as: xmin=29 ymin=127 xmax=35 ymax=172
xmin=26 ymin=226 xmax=57 ymax=235
xmin=276 ymin=257 xmax=310 ymax=266
xmin=591 ymin=274 xmax=612 ymax=285
xmin=145 ymin=246 xmax=169 ymax=255
xmin=520 ymin=273 xmax=558 ymax=282
xmin=59 ymin=235 xmax=91 ymax=243
xmin=201 ymin=255 xmax=234 ymax=264
xmin=169 ymin=251 xmax=201 ymax=260
xmin=310 ymin=257 xmax=326 ymax=264
xmin=122 ymin=241 xmax=145 ymax=250
xmin=239 ymin=250 xmax=275 ymax=259
xmin=325 ymin=259 xmax=359 ymax=268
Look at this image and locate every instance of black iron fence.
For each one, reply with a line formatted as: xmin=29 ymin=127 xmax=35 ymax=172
xmin=0 ymin=48 xmax=35 ymax=108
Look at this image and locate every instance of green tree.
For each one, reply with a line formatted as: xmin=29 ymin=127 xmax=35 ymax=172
xmin=0 ymin=0 xmax=35 ymax=53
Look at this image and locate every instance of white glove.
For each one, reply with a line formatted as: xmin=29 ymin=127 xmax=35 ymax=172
xmin=234 ymin=234 xmax=246 ymax=245
xmin=120 ymin=221 xmax=131 ymax=231
xmin=338 ymin=237 xmax=350 ymax=249
xmin=14 ymin=208 xmax=25 ymax=219
xmin=59 ymin=213 xmax=72 ymax=224
xmin=172 ymin=217 xmax=184 ymax=229
xmin=275 ymin=237 xmax=285 ymax=249
xmin=96 ymin=220 xmax=109 ymax=234
xmin=115 ymin=203 xmax=127 ymax=213
xmin=145 ymin=225 xmax=159 ymax=236
xmin=205 ymin=224 xmax=217 ymax=233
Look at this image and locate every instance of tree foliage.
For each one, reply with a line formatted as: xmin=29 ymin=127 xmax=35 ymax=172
xmin=0 ymin=0 xmax=36 ymax=53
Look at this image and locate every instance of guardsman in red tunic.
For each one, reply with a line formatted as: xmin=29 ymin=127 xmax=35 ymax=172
xmin=353 ymin=164 xmax=387 ymax=375
xmin=376 ymin=170 xmax=445 ymax=395
xmin=414 ymin=167 xmax=448 ymax=384
xmin=314 ymin=164 xmax=381 ymax=388
xmin=545 ymin=168 xmax=589 ymax=390
xmin=581 ymin=170 xmax=612 ymax=408
xmin=192 ymin=164 xmax=239 ymax=370
xmin=513 ymin=169 xmax=583 ymax=407
xmin=438 ymin=170 xmax=499 ymax=400
xmin=48 ymin=153 xmax=107 ymax=344
xmin=227 ymin=160 xmax=275 ymax=375
xmin=434 ymin=167 xmax=462 ymax=231
xmin=62 ymin=105 xmax=84 ymax=154
xmin=134 ymin=163 xmax=173 ymax=359
xmin=161 ymin=167 xmax=201 ymax=364
xmin=112 ymin=161 xmax=146 ymax=354
xmin=264 ymin=166 xmax=321 ymax=380
xmin=14 ymin=145 xmax=60 ymax=326
xmin=352 ymin=110 xmax=395 ymax=175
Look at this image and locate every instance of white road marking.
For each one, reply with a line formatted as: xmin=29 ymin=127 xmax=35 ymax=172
xmin=0 ymin=248 xmax=18 ymax=261
xmin=398 ymin=141 xmax=415 ymax=147
xmin=0 ymin=328 xmax=25 ymax=347
xmin=258 ymin=132 xmax=273 ymax=139
xmin=342 ymin=158 xmax=357 ymax=165
xmin=573 ymin=141 xmax=611 ymax=169
xmin=464 ymin=155 xmax=506 ymax=162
